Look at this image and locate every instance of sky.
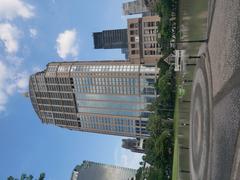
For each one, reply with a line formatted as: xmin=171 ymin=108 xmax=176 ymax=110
xmin=0 ymin=0 xmax=143 ymax=179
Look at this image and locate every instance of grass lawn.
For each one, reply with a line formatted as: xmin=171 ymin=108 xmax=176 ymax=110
xmin=172 ymin=75 xmax=180 ymax=180
xmin=172 ymin=3 xmax=182 ymax=177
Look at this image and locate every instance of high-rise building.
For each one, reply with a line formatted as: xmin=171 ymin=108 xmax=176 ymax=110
xmin=122 ymin=138 xmax=145 ymax=153
xmin=123 ymin=0 xmax=148 ymax=15
xmin=71 ymin=161 xmax=137 ymax=180
xmin=92 ymin=15 xmax=161 ymax=65
xmin=93 ymin=29 xmax=128 ymax=49
xmin=29 ymin=61 xmax=159 ymax=138
xmin=128 ymin=15 xmax=161 ymax=65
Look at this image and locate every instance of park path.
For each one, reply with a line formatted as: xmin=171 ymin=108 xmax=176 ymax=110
xmin=207 ymin=0 xmax=240 ymax=179
xmin=178 ymin=0 xmax=240 ymax=179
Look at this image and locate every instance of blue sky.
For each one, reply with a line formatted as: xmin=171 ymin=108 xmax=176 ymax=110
xmin=0 ymin=0 xmax=142 ymax=179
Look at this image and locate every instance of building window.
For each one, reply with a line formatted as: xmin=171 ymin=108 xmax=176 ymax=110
xmin=130 ymin=37 xmax=135 ymax=42
xmin=129 ymin=23 xmax=138 ymax=28
xmin=144 ymin=22 xmax=155 ymax=27
xmin=131 ymin=50 xmax=139 ymax=55
xmin=144 ymin=50 xmax=156 ymax=55
xmin=146 ymin=78 xmax=155 ymax=86
xmin=131 ymin=43 xmax=139 ymax=49
xmin=142 ymin=87 xmax=155 ymax=95
xmin=58 ymin=66 xmax=70 ymax=72
xmin=130 ymin=30 xmax=138 ymax=35
xmin=144 ymin=43 xmax=156 ymax=48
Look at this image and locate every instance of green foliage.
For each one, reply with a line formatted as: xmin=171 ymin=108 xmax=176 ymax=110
xmin=136 ymin=48 xmax=176 ymax=180
xmin=7 ymin=177 xmax=15 ymax=180
xmin=147 ymin=114 xmax=162 ymax=137
xmin=155 ymin=0 xmax=178 ymax=57
xmin=38 ymin=173 xmax=45 ymax=180
xmin=135 ymin=167 xmax=143 ymax=180
xmin=144 ymin=137 xmax=158 ymax=165
xmin=20 ymin=174 xmax=27 ymax=180
xmin=158 ymin=60 xmax=170 ymax=76
xmin=148 ymin=167 xmax=164 ymax=180
xmin=7 ymin=173 xmax=45 ymax=180
xmin=155 ymin=66 xmax=176 ymax=120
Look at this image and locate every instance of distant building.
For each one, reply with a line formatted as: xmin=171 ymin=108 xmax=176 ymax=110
xmin=122 ymin=138 xmax=145 ymax=153
xmin=93 ymin=29 xmax=128 ymax=58
xmin=29 ymin=61 xmax=159 ymax=138
xmin=92 ymin=15 xmax=161 ymax=65
xmin=123 ymin=0 xmax=148 ymax=15
xmin=128 ymin=15 xmax=161 ymax=65
xmin=93 ymin=29 xmax=128 ymax=49
xmin=71 ymin=161 xmax=137 ymax=180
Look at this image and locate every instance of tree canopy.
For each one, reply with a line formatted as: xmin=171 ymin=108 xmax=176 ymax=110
xmin=7 ymin=173 xmax=45 ymax=180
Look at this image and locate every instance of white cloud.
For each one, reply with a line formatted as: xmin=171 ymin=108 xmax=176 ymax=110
xmin=0 ymin=59 xmax=29 ymax=112
xmin=114 ymin=142 xmax=143 ymax=169
xmin=0 ymin=23 xmax=20 ymax=54
xmin=15 ymin=72 xmax=29 ymax=90
xmin=0 ymin=91 xmax=7 ymax=112
xmin=56 ymin=29 xmax=79 ymax=59
xmin=0 ymin=0 xmax=34 ymax=20
xmin=0 ymin=0 xmax=35 ymax=112
xmin=0 ymin=61 xmax=11 ymax=111
xmin=29 ymin=28 xmax=37 ymax=38
xmin=0 ymin=61 xmax=8 ymax=85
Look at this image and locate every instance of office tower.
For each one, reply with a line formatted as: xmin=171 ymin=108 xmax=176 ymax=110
xmin=93 ymin=29 xmax=128 ymax=58
xmin=122 ymin=138 xmax=145 ymax=153
xmin=29 ymin=61 xmax=159 ymax=138
xmin=93 ymin=15 xmax=161 ymax=65
xmin=71 ymin=161 xmax=137 ymax=180
xmin=93 ymin=29 xmax=128 ymax=49
xmin=123 ymin=0 xmax=148 ymax=15
xmin=128 ymin=15 xmax=161 ymax=65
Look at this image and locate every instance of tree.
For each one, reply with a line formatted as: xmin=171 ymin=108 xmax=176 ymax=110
xmin=20 ymin=174 xmax=27 ymax=180
xmin=144 ymin=137 xmax=157 ymax=165
xmin=135 ymin=1 xmax=177 ymax=174
xmin=7 ymin=173 xmax=45 ymax=180
xmin=38 ymin=173 xmax=45 ymax=180
xmin=158 ymin=60 xmax=170 ymax=76
xmin=7 ymin=177 xmax=15 ymax=180
xmin=135 ymin=167 xmax=143 ymax=180
xmin=155 ymin=0 xmax=177 ymax=57
xmin=147 ymin=114 xmax=162 ymax=137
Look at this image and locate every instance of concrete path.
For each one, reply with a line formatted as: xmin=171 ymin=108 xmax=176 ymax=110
xmin=190 ymin=0 xmax=240 ymax=179
xmin=208 ymin=0 xmax=240 ymax=179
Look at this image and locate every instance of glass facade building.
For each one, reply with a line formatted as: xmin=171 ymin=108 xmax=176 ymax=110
xmin=71 ymin=161 xmax=137 ymax=180
xmin=29 ymin=61 xmax=159 ymax=138
xmin=93 ymin=29 xmax=128 ymax=49
xmin=93 ymin=29 xmax=128 ymax=59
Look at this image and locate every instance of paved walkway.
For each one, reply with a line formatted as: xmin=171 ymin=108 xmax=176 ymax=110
xmin=190 ymin=0 xmax=240 ymax=179
xmin=207 ymin=0 xmax=240 ymax=179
